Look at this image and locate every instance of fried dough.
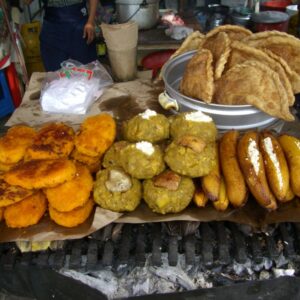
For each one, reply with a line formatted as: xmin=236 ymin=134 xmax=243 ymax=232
xmin=75 ymin=114 xmax=116 ymax=157
xmin=206 ymin=24 xmax=252 ymax=41
xmin=0 ymin=125 xmax=36 ymax=164
xmin=45 ymin=163 xmax=93 ymax=212
xmin=0 ymin=179 xmax=35 ymax=208
xmin=4 ymin=159 xmax=76 ymax=189
xmin=71 ymin=148 xmax=101 ymax=165
xmin=49 ymin=198 xmax=94 ymax=228
xmin=214 ymin=61 xmax=294 ymax=121
xmin=262 ymin=48 xmax=300 ymax=94
xmin=260 ymin=132 xmax=290 ymax=202
xmin=180 ymin=49 xmax=214 ymax=103
xmin=0 ymin=161 xmax=16 ymax=172
xmin=202 ymin=32 xmax=231 ymax=79
xmin=237 ymin=131 xmax=277 ymax=210
xmin=4 ymin=191 xmax=47 ymax=228
xmin=242 ymin=31 xmax=300 ymax=75
xmin=227 ymin=41 xmax=294 ymax=106
xmin=102 ymin=141 xmax=129 ymax=169
xmin=0 ymin=207 xmax=3 ymax=222
xmin=25 ymin=123 xmax=75 ymax=161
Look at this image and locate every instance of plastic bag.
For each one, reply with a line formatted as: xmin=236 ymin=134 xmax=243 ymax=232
xmin=40 ymin=60 xmax=113 ymax=114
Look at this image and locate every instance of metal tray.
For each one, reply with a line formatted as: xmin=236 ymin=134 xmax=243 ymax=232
xmin=161 ymin=50 xmax=278 ymax=131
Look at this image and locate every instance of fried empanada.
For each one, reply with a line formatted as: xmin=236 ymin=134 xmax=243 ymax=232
xmin=25 ymin=123 xmax=75 ymax=161
xmin=202 ymin=32 xmax=231 ymax=79
xmin=180 ymin=49 xmax=214 ymax=103
xmin=4 ymin=159 xmax=76 ymax=189
xmin=206 ymin=24 xmax=252 ymax=41
xmin=0 ymin=125 xmax=36 ymax=164
xmin=213 ymin=61 xmax=294 ymax=121
xmin=242 ymin=31 xmax=300 ymax=75
xmin=227 ymin=41 xmax=294 ymax=106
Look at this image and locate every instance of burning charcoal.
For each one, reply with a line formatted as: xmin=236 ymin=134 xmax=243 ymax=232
xmin=259 ymin=270 xmax=271 ymax=280
xmin=272 ymin=268 xmax=295 ymax=278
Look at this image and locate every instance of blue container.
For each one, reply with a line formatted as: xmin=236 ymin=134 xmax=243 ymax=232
xmin=0 ymin=69 xmax=14 ymax=118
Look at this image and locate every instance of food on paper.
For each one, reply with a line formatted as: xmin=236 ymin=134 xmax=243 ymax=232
xmin=227 ymin=41 xmax=294 ymax=105
xmin=4 ymin=159 xmax=76 ymax=189
xmin=45 ymin=163 xmax=93 ymax=212
xmin=260 ymin=132 xmax=290 ymax=202
xmin=93 ymin=168 xmax=141 ymax=212
xmin=213 ymin=61 xmax=294 ymax=121
xmin=102 ymin=141 xmax=129 ymax=169
xmin=143 ymin=171 xmax=195 ymax=214
xmin=237 ymin=131 xmax=277 ymax=210
xmin=0 ymin=125 xmax=36 ymax=164
xmin=164 ymin=137 xmax=216 ymax=178
xmin=180 ymin=49 xmax=214 ymax=103
xmin=49 ymin=197 xmax=94 ymax=228
xmin=212 ymin=177 xmax=229 ymax=211
xmin=119 ymin=142 xmax=165 ymax=179
xmin=205 ymin=24 xmax=252 ymax=42
xmin=193 ymin=187 xmax=209 ymax=208
xmin=278 ymin=134 xmax=300 ymax=197
xmin=201 ymin=144 xmax=221 ymax=201
xmin=202 ymin=32 xmax=231 ymax=80
xmin=0 ymin=179 xmax=35 ymax=208
xmin=169 ymin=111 xmax=217 ymax=142
xmin=122 ymin=109 xmax=170 ymax=143
xmin=75 ymin=113 xmax=116 ymax=157
xmin=4 ymin=191 xmax=47 ymax=228
xmin=219 ymin=131 xmax=248 ymax=208
xmin=24 ymin=123 xmax=75 ymax=161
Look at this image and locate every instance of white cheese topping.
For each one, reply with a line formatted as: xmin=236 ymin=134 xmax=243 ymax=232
xmin=263 ymin=137 xmax=283 ymax=190
xmin=139 ymin=109 xmax=157 ymax=119
xmin=185 ymin=111 xmax=212 ymax=122
xmin=296 ymin=140 xmax=300 ymax=150
xmin=136 ymin=141 xmax=154 ymax=156
xmin=248 ymin=139 xmax=260 ymax=175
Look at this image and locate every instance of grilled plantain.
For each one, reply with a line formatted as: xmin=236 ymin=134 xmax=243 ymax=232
xmin=278 ymin=134 xmax=300 ymax=197
xmin=260 ymin=131 xmax=290 ymax=202
xmin=219 ymin=130 xmax=247 ymax=208
xmin=201 ymin=143 xmax=221 ymax=201
xmin=213 ymin=177 xmax=229 ymax=211
xmin=193 ymin=186 xmax=209 ymax=207
xmin=237 ymin=131 xmax=277 ymax=210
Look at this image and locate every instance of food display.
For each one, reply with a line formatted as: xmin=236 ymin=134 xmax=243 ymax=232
xmin=174 ymin=26 xmax=300 ymax=122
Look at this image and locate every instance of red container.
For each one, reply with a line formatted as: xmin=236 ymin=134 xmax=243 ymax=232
xmin=252 ymin=11 xmax=290 ymax=32
xmin=261 ymin=0 xmax=291 ymax=12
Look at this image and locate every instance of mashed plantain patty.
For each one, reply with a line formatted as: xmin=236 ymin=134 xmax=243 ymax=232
xmin=122 ymin=109 xmax=169 ymax=143
xmin=102 ymin=141 xmax=129 ymax=169
xmin=143 ymin=175 xmax=195 ymax=214
xmin=93 ymin=168 xmax=142 ymax=212
xmin=170 ymin=111 xmax=217 ymax=142
xmin=120 ymin=141 xmax=165 ymax=179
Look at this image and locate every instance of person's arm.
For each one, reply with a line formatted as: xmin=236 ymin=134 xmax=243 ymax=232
xmin=83 ymin=0 xmax=97 ymax=44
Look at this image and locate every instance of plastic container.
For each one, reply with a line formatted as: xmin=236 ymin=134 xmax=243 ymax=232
xmin=252 ymin=11 xmax=290 ymax=32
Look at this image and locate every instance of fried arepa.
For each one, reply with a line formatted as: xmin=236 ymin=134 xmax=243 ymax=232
xmin=0 ymin=125 xmax=36 ymax=164
xmin=75 ymin=114 xmax=116 ymax=157
xmin=4 ymin=191 xmax=47 ymax=228
xmin=45 ymin=163 xmax=93 ymax=212
xmin=4 ymin=159 xmax=76 ymax=189
xmin=25 ymin=123 xmax=75 ymax=161
xmin=0 ymin=179 xmax=35 ymax=208
xmin=49 ymin=198 xmax=94 ymax=228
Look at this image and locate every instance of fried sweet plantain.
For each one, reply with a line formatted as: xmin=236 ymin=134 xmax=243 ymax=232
xmin=4 ymin=191 xmax=47 ymax=228
xmin=4 ymin=159 xmax=76 ymax=189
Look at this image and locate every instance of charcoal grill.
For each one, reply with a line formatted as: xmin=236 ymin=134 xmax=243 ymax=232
xmin=1 ymin=221 xmax=300 ymax=299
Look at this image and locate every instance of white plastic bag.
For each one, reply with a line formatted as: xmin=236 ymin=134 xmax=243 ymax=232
xmin=40 ymin=60 xmax=113 ymax=114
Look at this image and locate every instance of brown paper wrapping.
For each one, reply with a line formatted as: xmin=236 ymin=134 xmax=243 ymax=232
xmin=2 ymin=73 xmax=300 ymax=243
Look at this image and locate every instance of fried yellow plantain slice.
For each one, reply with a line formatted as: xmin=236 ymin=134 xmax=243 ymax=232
xmin=278 ymin=134 xmax=300 ymax=197
xmin=219 ymin=131 xmax=248 ymax=208
xmin=4 ymin=159 xmax=76 ymax=189
xmin=237 ymin=131 xmax=277 ymax=210
xmin=193 ymin=186 xmax=209 ymax=208
xmin=212 ymin=177 xmax=229 ymax=211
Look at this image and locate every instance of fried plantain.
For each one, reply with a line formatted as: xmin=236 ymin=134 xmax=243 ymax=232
xmin=4 ymin=191 xmax=47 ymax=228
xmin=45 ymin=163 xmax=93 ymax=212
xmin=4 ymin=159 xmax=76 ymax=189
xmin=213 ymin=177 xmax=229 ymax=211
xmin=193 ymin=186 xmax=209 ymax=208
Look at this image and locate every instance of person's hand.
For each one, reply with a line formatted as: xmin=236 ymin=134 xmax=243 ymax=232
xmin=83 ymin=21 xmax=95 ymax=44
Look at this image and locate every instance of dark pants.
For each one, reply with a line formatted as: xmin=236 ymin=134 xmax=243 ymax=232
xmin=40 ymin=4 xmax=97 ymax=71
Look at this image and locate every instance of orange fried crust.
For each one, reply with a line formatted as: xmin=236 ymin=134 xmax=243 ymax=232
xmin=45 ymin=163 xmax=93 ymax=212
xmin=75 ymin=114 xmax=116 ymax=157
xmin=0 ymin=207 xmax=3 ymax=222
xmin=49 ymin=198 xmax=94 ymax=227
xmin=0 ymin=126 xmax=36 ymax=164
xmin=71 ymin=148 xmax=101 ymax=165
xmin=4 ymin=159 xmax=76 ymax=189
xmin=0 ymin=179 xmax=35 ymax=208
xmin=0 ymin=161 xmax=16 ymax=172
xmin=25 ymin=123 xmax=75 ymax=161
xmin=4 ymin=191 xmax=47 ymax=228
